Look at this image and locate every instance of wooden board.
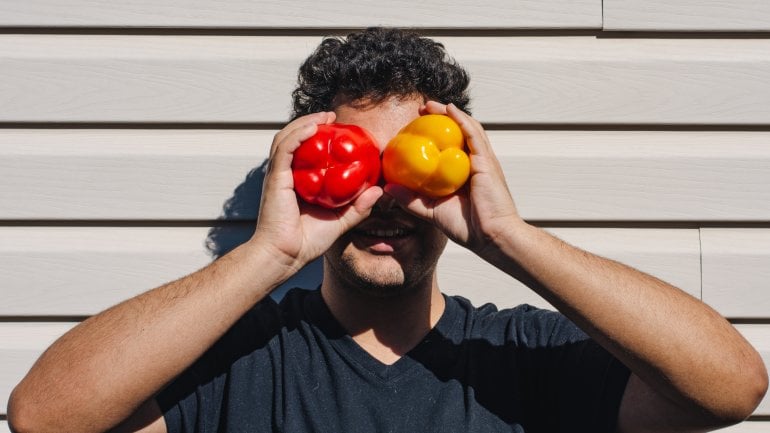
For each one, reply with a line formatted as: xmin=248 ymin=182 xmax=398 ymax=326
xmin=0 ymin=226 xmax=700 ymax=316
xmin=702 ymin=229 xmax=770 ymax=319
xmin=0 ymin=0 xmax=601 ymax=29
xmin=604 ymin=0 xmax=770 ymax=31
xmin=3 ymin=36 xmax=770 ymax=124
xmin=2 ymin=129 xmax=769 ymax=221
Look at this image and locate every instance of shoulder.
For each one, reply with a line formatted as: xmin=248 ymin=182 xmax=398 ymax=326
xmin=233 ymin=288 xmax=317 ymax=333
xmin=446 ymin=295 xmax=589 ymax=347
xmin=200 ymin=288 xmax=316 ymax=360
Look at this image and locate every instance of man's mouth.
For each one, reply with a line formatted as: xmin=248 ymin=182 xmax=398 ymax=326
xmin=350 ymin=217 xmax=418 ymax=252
xmin=359 ymin=227 xmax=409 ymax=238
xmin=353 ymin=230 xmax=410 ymax=254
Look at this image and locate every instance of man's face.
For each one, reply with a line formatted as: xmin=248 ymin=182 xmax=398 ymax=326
xmin=323 ymin=96 xmax=448 ymax=297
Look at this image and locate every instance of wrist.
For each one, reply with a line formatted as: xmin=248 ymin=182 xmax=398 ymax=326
xmin=241 ymin=234 xmax=305 ymax=285
xmin=476 ymin=217 xmax=538 ymax=273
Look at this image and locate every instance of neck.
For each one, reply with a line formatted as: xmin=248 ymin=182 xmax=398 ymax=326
xmin=321 ymin=274 xmax=445 ymax=365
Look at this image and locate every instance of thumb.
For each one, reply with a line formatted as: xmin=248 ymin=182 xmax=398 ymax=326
xmin=384 ymin=184 xmax=435 ymax=220
xmin=336 ymin=186 xmax=384 ymax=229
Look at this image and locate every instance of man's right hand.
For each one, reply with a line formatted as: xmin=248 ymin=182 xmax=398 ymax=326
xmin=7 ymin=112 xmax=383 ymax=433
xmin=250 ymin=111 xmax=383 ymax=278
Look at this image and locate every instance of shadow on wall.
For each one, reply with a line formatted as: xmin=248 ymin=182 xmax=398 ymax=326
xmin=205 ymin=159 xmax=323 ymax=300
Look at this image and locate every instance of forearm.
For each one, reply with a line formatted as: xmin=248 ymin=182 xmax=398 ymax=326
xmin=8 ymin=240 xmax=294 ymax=433
xmin=485 ymin=220 xmax=767 ymax=424
xmin=410 ymin=101 xmax=765 ymax=428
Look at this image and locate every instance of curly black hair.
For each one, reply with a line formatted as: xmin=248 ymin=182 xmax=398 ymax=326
xmin=291 ymin=27 xmax=471 ymax=119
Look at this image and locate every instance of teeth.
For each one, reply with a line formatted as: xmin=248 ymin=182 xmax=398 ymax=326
xmin=364 ymin=228 xmax=406 ymax=237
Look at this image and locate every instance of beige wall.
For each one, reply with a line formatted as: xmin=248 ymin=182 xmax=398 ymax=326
xmin=2 ymin=1 xmax=769 ymax=431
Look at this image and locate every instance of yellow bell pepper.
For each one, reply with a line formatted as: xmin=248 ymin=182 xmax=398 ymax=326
xmin=382 ymin=114 xmax=470 ymax=197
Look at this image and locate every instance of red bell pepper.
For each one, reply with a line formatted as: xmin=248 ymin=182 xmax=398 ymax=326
xmin=291 ymin=124 xmax=381 ymax=208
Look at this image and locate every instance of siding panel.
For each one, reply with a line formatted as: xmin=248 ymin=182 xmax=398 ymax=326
xmin=716 ymin=421 xmax=770 ymax=432
xmin=0 ymin=0 xmax=602 ymax=29
xmin=0 ymin=36 xmax=305 ymax=123
xmin=0 ymin=227 xmax=700 ymax=316
xmin=3 ymin=130 xmax=770 ymax=221
xmin=0 ymin=130 xmax=270 ymax=220
xmin=2 ymin=1 xmax=769 ymax=427
xmin=3 ymin=36 xmax=770 ymax=124
xmin=604 ymin=0 xmax=770 ymax=31
xmin=0 ymin=227 xmax=218 ymax=316
xmin=701 ymin=229 xmax=770 ymax=319
xmin=441 ymin=228 xmax=701 ymax=310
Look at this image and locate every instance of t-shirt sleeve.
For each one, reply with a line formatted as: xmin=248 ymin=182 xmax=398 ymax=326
xmin=156 ymin=298 xmax=282 ymax=433
xmin=156 ymin=352 xmax=225 ymax=433
xmin=506 ymin=305 xmax=631 ymax=432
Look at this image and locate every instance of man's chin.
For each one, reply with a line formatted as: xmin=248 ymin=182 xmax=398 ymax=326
xmin=346 ymin=268 xmax=406 ymax=297
xmin=329 ymin=254 xmax=415 ymax=298
xmin=324 ymin=234 xmax=440 ymax=299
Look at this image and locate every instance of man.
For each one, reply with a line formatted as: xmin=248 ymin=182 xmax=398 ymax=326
xmin=8 ymin=27 xmax=767 ymax=433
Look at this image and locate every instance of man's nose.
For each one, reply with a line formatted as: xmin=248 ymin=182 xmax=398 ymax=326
xmin=373 ymin=169 xmax=397 ymax=211
xmin=374 ymin=190 xmax=397 ymax=212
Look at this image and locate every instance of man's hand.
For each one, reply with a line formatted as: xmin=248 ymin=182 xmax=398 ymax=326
xmin=252 ymin=111 xmax=383 ymax=277
xmin=384 ymin=101 xmax=522 ymax=260
xmin=6 ymin=112 xmax=385 ymax=433
xmin=388 ymin=102 xmax=767 ymax=431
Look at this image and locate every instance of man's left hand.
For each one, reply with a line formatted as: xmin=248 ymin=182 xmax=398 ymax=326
xmin=385 ymin=101 xmax=523 ymax=260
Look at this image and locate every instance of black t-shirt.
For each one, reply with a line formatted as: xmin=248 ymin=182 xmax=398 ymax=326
xmin=158 ymin=288 xmax=630 ymax=432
